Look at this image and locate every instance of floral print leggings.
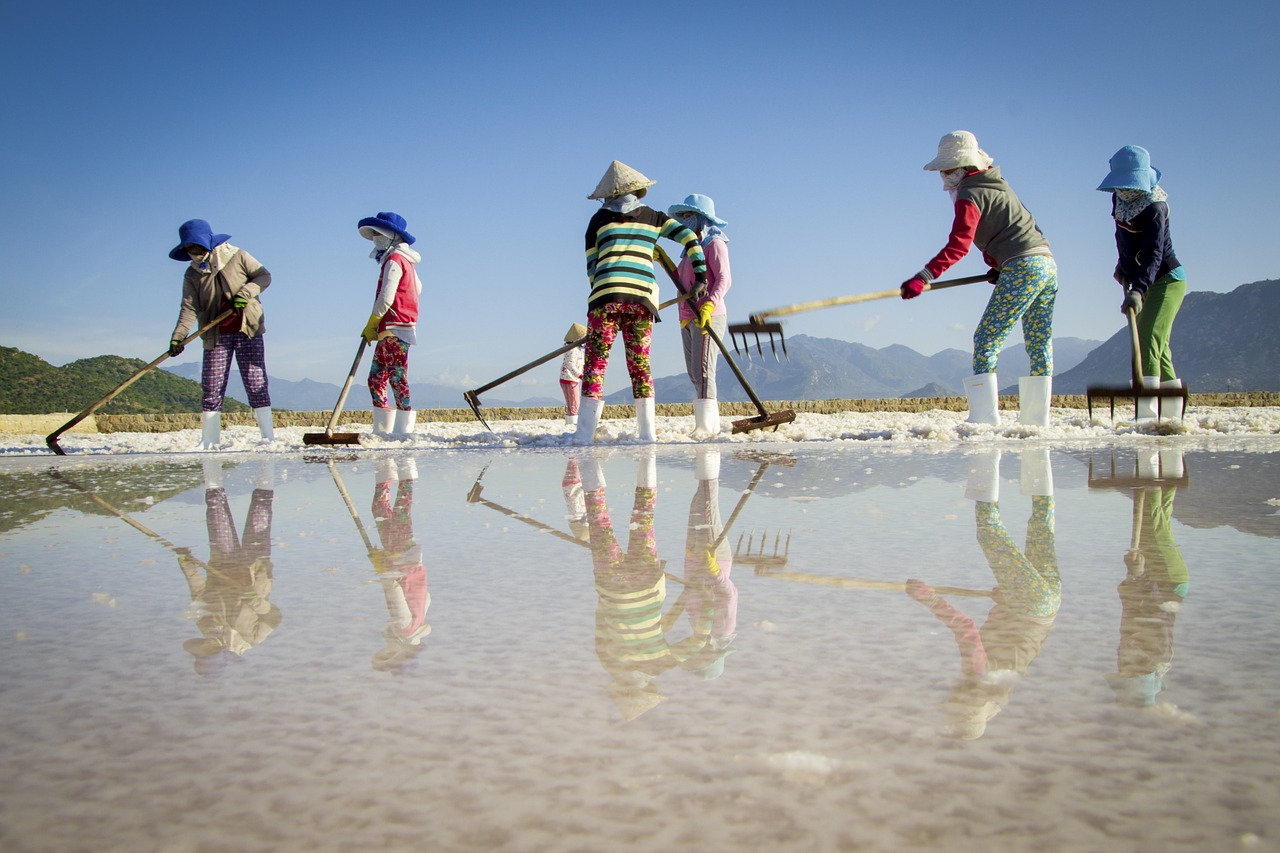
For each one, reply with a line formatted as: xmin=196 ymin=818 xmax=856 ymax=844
xmin=973 ymin=254 xmax=1058 ymax=376
xmin=369 ymin=337 xmax=411 ymax=410
xmin=581 ymin=303 xmax=654 ymax=400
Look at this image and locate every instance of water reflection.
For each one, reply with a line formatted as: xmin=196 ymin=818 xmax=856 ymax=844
xmin=1091 ymin=449 xmax=1191 ymax=711
xmin=908 ymin=448 xmax=1061 ymax=738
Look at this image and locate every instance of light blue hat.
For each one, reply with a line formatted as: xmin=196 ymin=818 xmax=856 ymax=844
xmin=1097 ymin=145 xmax=1162 ymax=192
xmin=668 ymin=193 xmax=727 ymax=227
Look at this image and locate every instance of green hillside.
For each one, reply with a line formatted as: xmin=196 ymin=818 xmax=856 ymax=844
xmin=0 ymin=346 xmax=249 ymax=415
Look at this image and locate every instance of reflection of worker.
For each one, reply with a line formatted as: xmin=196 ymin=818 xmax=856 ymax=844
xmin=580 ymin=452 xmax=674 ymax=720
xmin=562 ymin=457 xmax=589 ymax=542
xmin=370 ymin=456 xmax=429 ymax=674
xmin=179 ymin=462 xmax=281 ymax=676
xmin=908 ymin=449 xmax=1059 ymax=738
xmin=675 ymin=448 xmax=738 ymax=679
xmin=1108 ymin=477 xmax=1189 ymax=710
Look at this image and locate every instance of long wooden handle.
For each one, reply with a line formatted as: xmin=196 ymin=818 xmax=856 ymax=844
xmin=324 ymin=338 xmax=368 ymax=435
xmin=1126 ymin=306 xmax=1143 ymax=388
xmin=753 ymin=274 xmax=990 ymax=322
xmin=47 ymin=309 xmax=235 ymax=447
xmin=762 ymin=571 xmax=995 ymax=598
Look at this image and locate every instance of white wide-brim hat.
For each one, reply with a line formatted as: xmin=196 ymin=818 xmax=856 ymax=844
xmin=588 ymin=160 xmax=656 ymax=200
xmin=923 ymin=130 xmax=994 ymax=172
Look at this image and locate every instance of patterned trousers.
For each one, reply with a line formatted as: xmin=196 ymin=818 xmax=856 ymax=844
xmin=369 ymin=337 xmax=412 ymax=410
xmin=972 ymin=254 xmax=1057 ymax=376
xmin=581 ymin=302 xmax=654 ymax=400
xmin=202 ymin=332 xmax=270 ymax=411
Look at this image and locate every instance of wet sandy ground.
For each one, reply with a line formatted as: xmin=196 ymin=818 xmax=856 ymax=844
xmin=1 ymin=445 xmax=1278 ymax=851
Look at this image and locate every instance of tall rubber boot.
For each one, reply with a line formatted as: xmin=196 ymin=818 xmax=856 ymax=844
xmin=637 ymin=448 xmax=657 ymax=490
xmin=1161 ymin=378 xmax=1186 ymax=420
xmin=963 ymin=373 xmax=1001 ymax=426
xmin=1136 ymin=376 xmax=1160 ymax=421
xmin=1136 ymin=448 xmax=1160 ymax=480
xmin=636 ymin=397 xmax=657 ymax=443
xmin=1019 ymin=448 xmax=1053 ymax=496
xmin=1159 ymin=448 xmax=1185 ymax=479
xmin=1017 ymin=376 xmax=1051 ymax=427
xmin=200 ymin=411 xmax=221 ymax=450
xmin=691 ymin=398 xmax=721 ymax=440
xmin=572 ymin=396 xmax=603 ymax=445
xmin=565 ymin=414 xmax=578 ymax=427
xmin=254 ymin=406 xmax=274 ymax=441
xmin=695 ymin=447 xmax=721 ymax=481
xmin=372 ymin=407 xmax=395 ymax=436
xmin=579 ymin=454 xmax=606 ymax=492
xmin=202 ymin=458 xmax=223 ymax=489
xmin=964 ymin=450 xmax=1001 ymax=502
xmin=254 ymin=460 xmax=275 ymax=491
xmin=392 ymin=409 xmax=416 ymax=438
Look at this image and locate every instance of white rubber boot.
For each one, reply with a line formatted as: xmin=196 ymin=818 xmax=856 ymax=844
xmin=691 ymin=398 xmax=721 ymax=439
xmin=572 ymin=397 xmax=604 ymax=445
xmin=1136 ymin=376 xmax=1160 ymax=421
xmin=375 ymin=457 xmax=398 ymax=483
xmin=965 ymin=450 xmax=1002 ymax=502
xmin=398 ymin=456 xmax=418 ymax=481
xmin=200 ymin=411 xmax=221 ymax=449
xmin=564 ymin=414 xmax=578 ymax=427
xmin=1161 ymin=378 xmax=1185 ymax=420
xmin=253 ymin=406 xmax=274 ymax=441
xmin=372 ymin=407 xmax=395 ymax=436
xmin=254 ymin=460 xmax=275 ymax=491
xmin=695 ymin=447 xmax=721 ymax=481
xmin=1159 ymin=448 xmax=1185 ymax=479
xmin=1019 ymin=448 xmax=1054 ymax=496
xmin=202 ymin=458 xmax=223 ymax=490
xmin=1017 ymin=376 xmax=1051 ymax=427
xmin=392 ymin=409 xmax=416 ymax=438
xmin=1136 ymin=448 xmax=1160 ymax=480
xmin=636 ymin=448 xmax=657 ymax=489
xmin=635 ymin=397 xmax=657 ymax=443
xmin=963 ymin=373 xmax=1001 ymax=426
xmin=579 ymin=455 xmax=606 ymax=492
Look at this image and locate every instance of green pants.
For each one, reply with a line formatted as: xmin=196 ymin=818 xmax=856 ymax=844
xmin=1137 ymin=274 xmax=1186 ymax=380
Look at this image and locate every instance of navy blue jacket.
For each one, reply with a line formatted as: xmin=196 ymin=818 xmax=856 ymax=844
xmin=1114 ymin=199 xmax=1180 ymax=294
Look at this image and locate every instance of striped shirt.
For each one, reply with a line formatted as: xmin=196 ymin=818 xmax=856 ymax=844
xmin=585 ymin=205 xmax=706 ymax=314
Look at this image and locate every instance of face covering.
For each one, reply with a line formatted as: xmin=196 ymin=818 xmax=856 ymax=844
xmin=187 ymin=246 xmax=212 ymax=273
xmin=369 ymin=235 xmax=393 ymax=261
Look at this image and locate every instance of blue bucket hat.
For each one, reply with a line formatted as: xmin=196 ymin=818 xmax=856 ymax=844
xmin=169 ymin=219 xmax=230 ymax=260
xmin=1097 ymin=145 xmax=1162 ymax=192
xmin=357 ymin=211 xmax=416 ymax=245
xmin=667 ymin=193 xmax=727 ymax=227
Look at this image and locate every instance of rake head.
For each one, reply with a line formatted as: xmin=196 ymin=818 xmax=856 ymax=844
xmin=728 ymin=316 xmax=787 ymax=361
xmin=734 ymin=529 xmax=791 ymax=574
xmin=463 ymin=389 xmax=492 ymax=431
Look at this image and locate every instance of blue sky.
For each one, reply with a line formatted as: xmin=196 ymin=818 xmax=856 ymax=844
xmin=2 ymin=1 xmax=1276 ymax=401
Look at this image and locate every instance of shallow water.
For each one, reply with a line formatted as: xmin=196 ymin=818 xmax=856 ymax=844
xmin=2 ymin=443 xmax=1278 ymax=852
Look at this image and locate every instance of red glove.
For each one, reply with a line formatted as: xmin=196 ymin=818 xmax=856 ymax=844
xmin=900 ymin=277 xmax=926 ymax=300
xmin=905 ymin=578 xmax=935 ymax=602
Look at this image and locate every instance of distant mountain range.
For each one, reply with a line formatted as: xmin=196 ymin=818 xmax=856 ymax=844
xmin=3 ymin=279 xmax=1274 ymax=414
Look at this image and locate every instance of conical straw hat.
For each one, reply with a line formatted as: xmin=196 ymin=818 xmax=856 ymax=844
xmin=588 ymin=160 xmax=656 ymax=200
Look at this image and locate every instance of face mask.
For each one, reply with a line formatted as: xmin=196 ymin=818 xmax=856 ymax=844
xmin=940 ymin=170 xmax=966 ymax=190
xmin=187 ymin=246 xmax=211 ymax=272
xmin=368 ymin=235 xmax=393 ymax=261
xmin=1115 ymin=188 xmax=1146 ymax=202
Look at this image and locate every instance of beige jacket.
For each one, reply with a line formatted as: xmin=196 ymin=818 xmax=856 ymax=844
xmin=170 ymin=243 xmax=272 ymax=348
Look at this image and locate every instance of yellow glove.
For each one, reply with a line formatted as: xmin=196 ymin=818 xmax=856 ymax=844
xmin=361 ymin=312 xmax=382 ymax=343
xmin=368 ymin=547 xmax=392 ymax=574
xmin=696 ymin=301 xmax=715 ymax=329
xmin=680 ymin=318 xmax=692 ymax=329
xmin=702 ymin=548 xmax=721 ymax=577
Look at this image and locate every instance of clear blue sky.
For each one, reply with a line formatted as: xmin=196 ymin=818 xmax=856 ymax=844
xmin=2 ymin=1 xmax=1276 ymax=401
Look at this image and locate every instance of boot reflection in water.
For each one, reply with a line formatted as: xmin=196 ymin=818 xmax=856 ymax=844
xmin=1108 ymin=483 xmax=1189 ymax=710
xmin=583 ymin=453 xmax=674 ymax=720
xmin=674 ymin=449 xmax=737 ymax=681
xmin=370 ymin=457 xmax=429 ymax=674
xmin=907 ymin=496 xmax=1060 ymax=739
xmin=180 ymin=469 xmax=280 ymax=677
xmin=562 ymin=458 xmax=590 ymax=542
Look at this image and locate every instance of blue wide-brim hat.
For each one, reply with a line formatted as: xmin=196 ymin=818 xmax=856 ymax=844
xmin=1097 ymin=145 xmax=1162 ymax=192
xmin=169 ymin=219 xmax=231 ymax=260
xmin=358 ymin=211 xmax=416 ymax=245
xmin=667 ymin=193 xmax=727 ymax=227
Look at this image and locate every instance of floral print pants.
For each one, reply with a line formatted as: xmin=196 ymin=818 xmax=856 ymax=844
xmin=581 ymin=303 xmax=654 ymax=400
xmin=369 ymin=337 xmax=411 ymax=410
xmin=972 ymin=254 xmax=1057 ymax=376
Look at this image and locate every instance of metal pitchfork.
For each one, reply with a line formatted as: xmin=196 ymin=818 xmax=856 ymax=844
xmin=727 ymin=273 xmax=991 ymax=360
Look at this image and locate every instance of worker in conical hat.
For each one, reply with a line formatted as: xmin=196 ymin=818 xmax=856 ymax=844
xmin=559 ymin=322 xmax=587 ymax=427
xmin=572 ymin=161 xmax=708 ymax=445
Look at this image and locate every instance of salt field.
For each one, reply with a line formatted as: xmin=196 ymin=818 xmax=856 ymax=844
xmin=2 ymin=438 xmax=1278 ymax=851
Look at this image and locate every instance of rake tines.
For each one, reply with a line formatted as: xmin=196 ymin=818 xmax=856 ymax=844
xmin=727 ymin=316 xmax=786 ymax=361
xmin=734 ymin=529 xmax=792 ymax=575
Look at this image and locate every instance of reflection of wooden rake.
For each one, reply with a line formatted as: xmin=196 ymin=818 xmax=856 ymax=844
xmin=1086 ymin=450 xmax=1190 ymax=490
xmin=735 ymin=529 xmax=792 ymax=574
xmin=760 ymin=571 xmax=994 ymax=597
